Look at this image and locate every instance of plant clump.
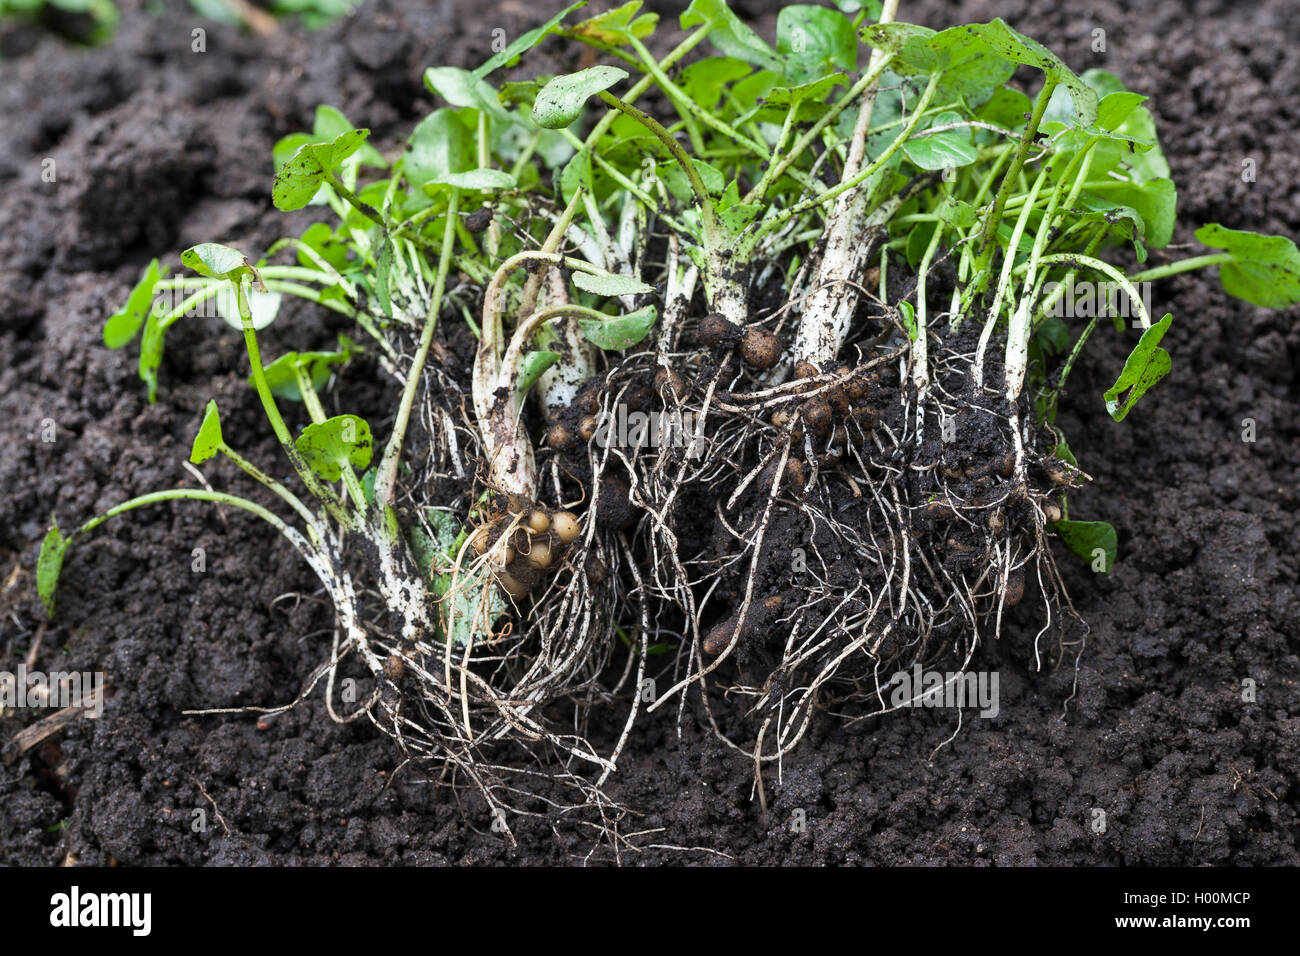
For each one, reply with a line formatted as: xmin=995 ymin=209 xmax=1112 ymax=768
xmin=38 ymin=0 xmax=1300 ymax=834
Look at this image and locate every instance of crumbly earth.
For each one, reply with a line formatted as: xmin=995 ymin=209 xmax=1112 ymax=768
xmin=0 ymin=0 xmax=1296 ymax=865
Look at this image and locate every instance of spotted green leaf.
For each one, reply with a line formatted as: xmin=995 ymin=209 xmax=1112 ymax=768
xmin=1104 ymin=313 xmax=1173 ymax=421
xmin=1194 ymin=224 xmax=1300 ymax=309
xmin=295 ymin=415 xmax=373 ymax=482
xmin=532 ymin=66 xmax=629 ymax=129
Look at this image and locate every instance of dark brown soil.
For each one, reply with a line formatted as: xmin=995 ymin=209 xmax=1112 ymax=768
xmin=1 ymin=0 xmax=1296 ymax=865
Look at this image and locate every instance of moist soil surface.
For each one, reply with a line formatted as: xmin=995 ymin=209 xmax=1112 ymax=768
xmin=1 ymin=0 xmax=1297 ymax=865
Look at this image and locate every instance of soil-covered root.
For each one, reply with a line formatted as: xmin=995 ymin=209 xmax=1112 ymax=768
xmin=543 ymin=315 xmax=1083 ymax=784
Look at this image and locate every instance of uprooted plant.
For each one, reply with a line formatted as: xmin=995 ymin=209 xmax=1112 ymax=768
xmin=38 ymin=0 xmax=1300 ymax=830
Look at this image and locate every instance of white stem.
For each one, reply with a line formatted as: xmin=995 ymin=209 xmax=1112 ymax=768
xmin=789 ymin=0 xmax=900 ymax=370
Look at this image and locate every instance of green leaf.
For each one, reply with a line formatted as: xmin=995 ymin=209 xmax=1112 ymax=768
xmin=261 ymin=347 xmax=352 ymax=401
xmin=681 ymin=0 xmax=782 ymax=72
xmin=905 ymin=220 xmax=937 ymax=270
xmin=1105 ymin=178 xmax=1176 ymax=249
xmin=313 ymin=106 xmax=385 ymax=167
xmin=423 ymin=66 xmax=513 ymax=125
xmin=181 ymin=243 xmax=254 ymax=282
xmin=765 ymin=72 xmax=844 ymax=106
xmin=405 ymin=109 xmax=476 ymax=188
xmin=968 ymin=19 xmax=1098 ymax=125
xmin=532 ymin=66 xmax=629 ymax=129
xmin=1104 ymin=313 xmax=1173 ymax=422
xmin=422 ymin=168 xmax=517 ymax=192
xmin=1193 ymin=223 xmax=1300 ymax=309
xmin=899 ymin=300 xmax=917 ymax=340
xmin=1076 ymin=193 xmax=1148 ymax=261
xmin=680 ymin=57 xmax=754 ymax=111
xmin=294 ymin=415 xmax=374 ymax=482
xmin=516 ymin=350 xmax=562 ymax=396
xmin=37 ymin=520 xmax=69 ymax=618
xmin=271 ymin=128 xmax=372 ymax=211
xmin=190 ymin=400 xmax=223 ymax=463
xmin=139 ymin=308 xmax=166 ymax=403
xmin=776 ymin=5 xmax=856 ymax=85
xmin=902 ymin=110 xmax=978 ymax=170
xmin=860 ymin=22 xmax=1012 ymax=107
xmin=936 ymin=195 xmax=978 ymax=228
xmin=659 ymin=157 xmax=725 ymax=201
xmin=977 ymin=86 xmax=1032 ymax=131
xmin=1095 ymin=91 xmax=1147 ymax=131
xmin=866 ymin=19 xmax=1098 ymax=122
xmin=297 ymin=222 xmax=350 ymax=271
xmin=1054 ymin=519 xmax=1117 ymax=574
xmin=105 ymin=259 xmax=163 ymax=349
xmin=573 ymin=272 xmax=654 ymax=297
xmin=568 ymin=1 xmax=656 ymax=47
xmin=560 ymin=149 xmax=593 ymax=205
xmin=579 ymin=304 xmax=657 ymax=350
xmin=474 ymin=2 xmax=587 ymax=77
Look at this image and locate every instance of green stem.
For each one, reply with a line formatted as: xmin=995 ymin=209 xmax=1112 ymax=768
xmin=374 ymin=189 xmax=460 ymax=509
xmin=745 ymin=51 xmax=897 ymax=204
xmin=753 ymin=72 xmax=940 ymax=244
xmin=1128 ymin=253 xmax=1233 ymax=284
xmin=233 ymin=281 xmax=346 ymax=522
xmin=971 ymin=77 xmax=1058 ymax=298
xmin=79 ymin=489 xmax=294 ymax=541
xmin=580 ymin=25 xmax=711 ymax=152
xmin=627 ymin=34 xmax=767 ymax=159
xmin=218 ymin=442 xmax=323 ymax=533
xmin=1033 ymin=253 xmax=1152 ymax=328
xmin=596 ymin=92 xmax=713 ymax=211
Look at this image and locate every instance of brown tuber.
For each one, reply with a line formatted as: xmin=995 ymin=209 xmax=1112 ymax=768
xmin=1004 ymin=570 xmax=1025 ymax=607
xmin=654 ymin=367 xmax=686 ymax=400
xmin=801 ymin=398 xmax=833 ymax=435
xmin=526 ymin=510 xmax=550 ymax=534
xmin=739 ymin=327 xmax=781 ymax=369
xmin=525 ymin=538 xmax=553 ymax=569
xmin=552 ymin=511 xmax=581 ymax=543
xmin=703 ymin=617 xmax=740 ymax=655
xmin=547 ymin=422 xmax=575 ymax=450
xmin=698 ymin=312 xmax=737 ymax=348
xmin=383 ymin=654 xmax=406 ymax=681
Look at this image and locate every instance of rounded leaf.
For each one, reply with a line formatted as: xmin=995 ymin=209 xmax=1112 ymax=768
xmin=532 ymin=66 xmax=629 ymax=129
xmin=579 ymin=304 xmax=657 ymax=350
xmin=295 ymin=415 xmax=373 ymax=482
xmin=181 ymin=243 xmax=253 ymax=282
xmin=572 ymin=272 xmax=654 ymax=297
xmin=422 ymin=168 xmax=517 ymax=193
xmin=1194 ymin=223 xmax=1300 ymax=309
